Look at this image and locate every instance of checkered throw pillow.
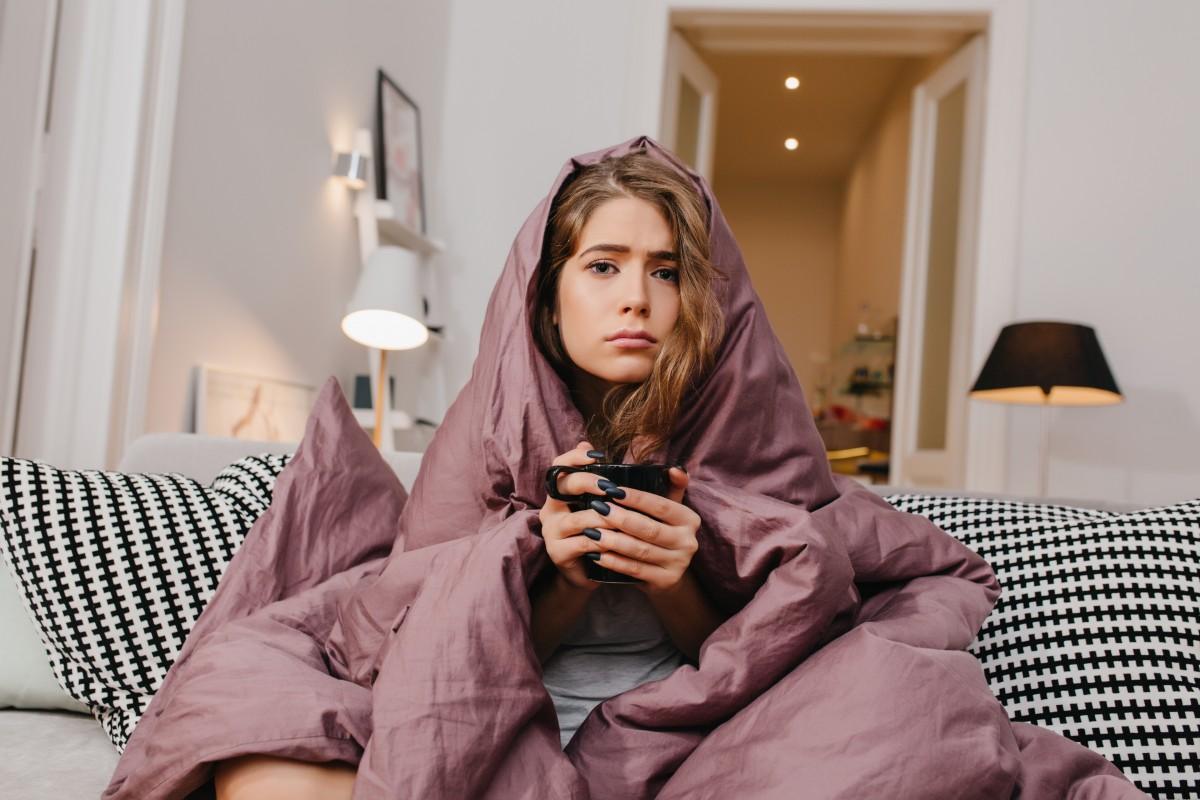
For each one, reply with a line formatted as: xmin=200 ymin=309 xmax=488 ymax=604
xmin=0 ymin=453 xmax=292 ymax=751
xmin=884 ymin=493 xmax=1200 ymax=799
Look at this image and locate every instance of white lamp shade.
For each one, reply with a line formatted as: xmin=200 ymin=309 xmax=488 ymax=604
xmin=342 ymin=246 xmax=429 ymax=350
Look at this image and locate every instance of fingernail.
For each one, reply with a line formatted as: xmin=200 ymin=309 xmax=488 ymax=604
xmin=584 ymin=552 xmax=601 ymax=562
xmin=582 ymin=527 xmax=602 ymax=541
xmin=674 ymin=463 xmax=688 ymax=474
xmin=598 ymin=478 xmax=625 ymax=498
xmin=586 ymin=450 xmax=605 ymax=459
xmin=589 ymin=498 xmax=610 ymax=516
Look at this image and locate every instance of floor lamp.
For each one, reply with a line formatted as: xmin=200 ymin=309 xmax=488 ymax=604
xmin=341 ymin=246 xmax=429 ymax=448
xmin=969 ymin=321 xmax=1123 ymax=497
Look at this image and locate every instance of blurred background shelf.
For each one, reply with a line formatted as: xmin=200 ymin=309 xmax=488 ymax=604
xmin=374 ymin=200 xmax=445 ymax=254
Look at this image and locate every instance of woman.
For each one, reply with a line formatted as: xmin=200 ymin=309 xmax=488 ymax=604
xmin=109 ymin=136 xmax=1146 ymax=800
xmin=216 ymin=149 xmax=724 ymax=795
xmin=527 ymin=151 xmax=728 ymax=748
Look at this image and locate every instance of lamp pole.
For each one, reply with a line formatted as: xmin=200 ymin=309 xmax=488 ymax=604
xmin=1038 ymin=395 xmax=1051 ymax=498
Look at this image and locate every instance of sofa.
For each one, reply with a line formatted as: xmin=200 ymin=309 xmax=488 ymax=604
xmin=0 ymin=433 xmax=1158 ymax=798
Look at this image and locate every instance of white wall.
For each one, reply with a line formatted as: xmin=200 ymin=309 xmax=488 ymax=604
xmin=712 ymin=179 xmax=841 ymax=402
xmin=1005 ymin=0 xmax=1200 ymax=505
xmin=144 ymin=0 xmax=452 ymax=442
xmin=432 ymin=0 xmax=655 ymax=396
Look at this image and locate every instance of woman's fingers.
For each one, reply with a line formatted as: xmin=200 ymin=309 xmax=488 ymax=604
xmin=544 ymin=442 xmax=602 ymax=514
xmin=601 ymin=484 xmax=696 ymax=527
xmin=576 ymin=497 xmax=677 ymax=547
xmin=560 ymin=471 xmax=612 ymax=500
xmin=583 ymin=526 xmax=674 ymax=567
xmin=587 ymin=550 xmax=671 ymax=584
xmin=562 ymin=531 xmax=601 ymax=561
xmin=550 ymin=441 xmax=596 ymax=467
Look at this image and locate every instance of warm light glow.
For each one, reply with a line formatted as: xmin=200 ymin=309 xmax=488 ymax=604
xmin=969 ymin=385 xmax=1124 ymax=406
xmin=341 ymin=309 xmax=429 ymax=350
xmin=784 ymin=137 xmax=799 ymax=150
xmin=784 ymin=76 xmax=800 ymax=90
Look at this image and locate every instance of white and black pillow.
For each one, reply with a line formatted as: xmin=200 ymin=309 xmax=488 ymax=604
xmin=884 ymin=493 xmax=1200 ymax=799
xmin=0 ymin=453 xmax=292 ymax=750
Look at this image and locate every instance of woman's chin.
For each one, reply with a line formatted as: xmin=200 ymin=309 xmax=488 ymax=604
xmin=598 ymin=368 xmax=651 ymax=384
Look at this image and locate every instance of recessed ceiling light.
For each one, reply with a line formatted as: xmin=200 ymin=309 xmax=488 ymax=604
xmin=784 ymin=137 xmax=799 ymax=150
xmin=784 ymin=76 xmax=801 ymax=90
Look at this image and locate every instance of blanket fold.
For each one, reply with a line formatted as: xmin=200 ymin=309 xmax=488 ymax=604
xmin=103 ymin=135 xmax=1147 ymax=800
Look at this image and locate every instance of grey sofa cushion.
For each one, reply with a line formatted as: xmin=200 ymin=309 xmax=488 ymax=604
xmin=0 ymin=710 xmax=120 ymax=798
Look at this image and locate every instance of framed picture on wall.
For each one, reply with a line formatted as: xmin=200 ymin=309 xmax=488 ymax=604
xmin=374 ymin=68 xmax=427 ymax=234
xmin=193 ymin=364 xmax=317 ymax=443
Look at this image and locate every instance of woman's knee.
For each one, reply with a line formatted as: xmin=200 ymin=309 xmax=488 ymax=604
xmin=212 ymin=753 xmax=357 ymax=800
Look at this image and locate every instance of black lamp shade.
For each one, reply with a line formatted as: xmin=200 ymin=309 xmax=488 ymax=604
xmin=969 ymin=321 xmax=1122 ymax=406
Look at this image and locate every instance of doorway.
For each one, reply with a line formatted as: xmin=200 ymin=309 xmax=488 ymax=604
xmin=654 ymin=5 xmax=1025 ymax=491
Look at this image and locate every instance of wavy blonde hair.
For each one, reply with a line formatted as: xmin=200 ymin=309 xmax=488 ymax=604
xmin=532 ymin=151 xmax=726 ymax=463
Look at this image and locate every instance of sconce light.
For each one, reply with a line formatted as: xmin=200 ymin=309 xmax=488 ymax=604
xmin=331 ymin=130 xmax=372 ymax=189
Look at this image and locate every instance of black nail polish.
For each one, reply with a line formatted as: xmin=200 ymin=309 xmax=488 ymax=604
xmin=589 ymin=498 xmax=610 ymax=516
xmin=582 ymin=527 xmax=602 ymax=541
xmin=584 ymin=552 xmax=601 ymax=561
xmin=586 ymin=450 xmax=605 ymax=459
xmin=598 ymin=478 xmax=625 ymax=499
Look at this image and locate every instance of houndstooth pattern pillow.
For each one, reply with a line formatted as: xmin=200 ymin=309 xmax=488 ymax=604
xmin=0 ymin=453 xmax=292 ymax=751
xmin=884 ymin=493 xmax=1200 ymax=800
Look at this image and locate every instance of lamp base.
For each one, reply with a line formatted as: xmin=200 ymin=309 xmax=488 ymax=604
xmin=373 ymin=348 xmax=387 ymax=449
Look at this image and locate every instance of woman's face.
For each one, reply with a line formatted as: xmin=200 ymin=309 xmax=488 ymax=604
xmin=554 ymin=196 xmax=681 ymax=396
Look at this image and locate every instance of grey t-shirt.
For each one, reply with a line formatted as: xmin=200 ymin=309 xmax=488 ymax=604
xmin=541 ymin=582 xmax=687 ymax=749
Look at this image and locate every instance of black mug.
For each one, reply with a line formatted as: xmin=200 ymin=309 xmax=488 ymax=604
xmin=544 ymin=463 xmax=672 ymax=583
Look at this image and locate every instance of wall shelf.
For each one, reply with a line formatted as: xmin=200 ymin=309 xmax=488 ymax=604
xmin=374 ymin=200 xmax=445 ymax=254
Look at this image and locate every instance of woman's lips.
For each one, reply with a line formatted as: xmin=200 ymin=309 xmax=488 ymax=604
xmin=607 ymin=338 xmax=655 ymax=349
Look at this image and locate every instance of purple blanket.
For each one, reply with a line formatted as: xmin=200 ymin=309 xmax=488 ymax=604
xmin=103 ymin=136 xmax=1148 ymax=799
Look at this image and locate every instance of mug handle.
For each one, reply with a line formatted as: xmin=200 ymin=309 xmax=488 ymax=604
xmin=544 ymin=465 xmax=588 ymax=503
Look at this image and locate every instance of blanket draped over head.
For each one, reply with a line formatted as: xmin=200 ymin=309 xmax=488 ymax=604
xmin=103 ymin=136 xmax=1147 ymax=799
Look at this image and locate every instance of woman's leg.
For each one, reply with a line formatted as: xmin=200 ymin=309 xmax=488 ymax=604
xmin=212 ymin=754 xmax=357 ymax=800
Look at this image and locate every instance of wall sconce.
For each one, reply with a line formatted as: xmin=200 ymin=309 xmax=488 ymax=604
xmin=331 ymin=129 xmax=372 ymax=189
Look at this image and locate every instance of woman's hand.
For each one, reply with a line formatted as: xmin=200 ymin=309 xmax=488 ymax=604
xmin=584 ymin=466 xmax=700 ymax=594
xmin=538 ymin=440 xmax=610 ymax=591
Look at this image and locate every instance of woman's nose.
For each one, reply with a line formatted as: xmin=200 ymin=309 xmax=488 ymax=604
xmin=620 ymin=269 xmax=651 ymax=313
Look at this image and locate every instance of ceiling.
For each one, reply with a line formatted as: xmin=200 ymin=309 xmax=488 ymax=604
xmin=672 ymin=11 xmax=983 ymax=183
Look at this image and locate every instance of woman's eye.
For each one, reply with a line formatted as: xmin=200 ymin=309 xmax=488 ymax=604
xmin=586 ymin=261 xmax=678 ymax=283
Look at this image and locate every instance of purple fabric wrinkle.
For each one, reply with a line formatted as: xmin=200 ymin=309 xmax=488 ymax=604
xmin=103 ymin=135 xmax=1150 ymax=800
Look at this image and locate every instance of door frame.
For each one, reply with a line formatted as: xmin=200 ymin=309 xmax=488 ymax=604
xmin=0 ymin=0 xmax=59 ymax=457
xmin=891 ymin=33 xmax=988 ymax=488
xmin=660 ymin=29 xmax=720 ymax=182
xmin=12 ymin=0 xmax=185 ymax=469
xmin=625 ymin=0 xmax=1029 ymax=492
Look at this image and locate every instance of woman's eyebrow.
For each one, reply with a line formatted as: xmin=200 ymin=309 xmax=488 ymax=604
xmin=578 ymin=243 xmax=679 ymax=261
